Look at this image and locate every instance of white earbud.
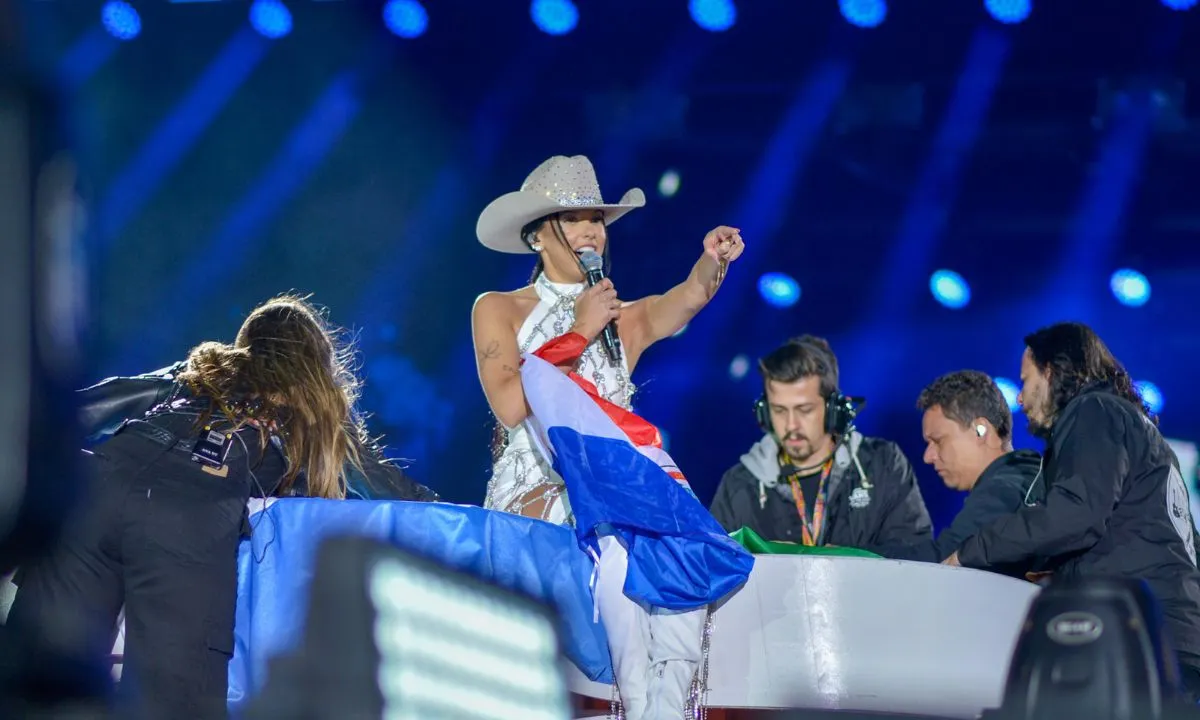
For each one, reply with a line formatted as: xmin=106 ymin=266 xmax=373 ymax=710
xmin=975 ymin=424 xmax=987 ymax=437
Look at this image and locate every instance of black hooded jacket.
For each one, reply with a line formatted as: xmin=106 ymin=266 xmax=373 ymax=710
xmin=710 ymin=431 xmax=933 ymax=549
xmin=869 ymin=450 xmax=1041 ymax=572
xmin=77 ymin=361 xmax=440 ymax=502
xmin=958 ymin=385 xmax=1200 ymax=668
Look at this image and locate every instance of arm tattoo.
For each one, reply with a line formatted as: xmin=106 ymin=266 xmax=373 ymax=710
xmin=478 ymin=340 xmax=500 ymax=362
xmin=478 ymin=340 xmax=520 ymax=376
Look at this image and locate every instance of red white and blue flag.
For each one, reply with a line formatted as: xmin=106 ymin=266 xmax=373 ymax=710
xmin=520 ymin=351 xmax=753 ymax=610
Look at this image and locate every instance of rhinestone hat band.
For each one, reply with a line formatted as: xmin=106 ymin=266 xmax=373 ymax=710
xmin=521 ymin=156 xmax=607 ymax=209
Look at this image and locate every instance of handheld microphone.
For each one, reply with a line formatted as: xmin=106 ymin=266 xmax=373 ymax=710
xmin=578 ymin=250 xmax=621 ymax=366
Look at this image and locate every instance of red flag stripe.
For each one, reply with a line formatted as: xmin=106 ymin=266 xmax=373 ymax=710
xmin=531 ymin=332 xmax=588 ymax=368
xmin=566 ymin=373 xmax=663 ymax=450
xmin=528 ymin=333 xmax=667 ymax=451
xmin=566 ymin=371 xmax=691 ymax=486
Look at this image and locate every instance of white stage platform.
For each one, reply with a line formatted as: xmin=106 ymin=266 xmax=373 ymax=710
xmin=569 ymin=555 xmax=1040 ymax=719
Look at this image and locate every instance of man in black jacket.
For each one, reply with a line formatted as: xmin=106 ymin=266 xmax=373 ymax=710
xmin=710 ymin=335 xmax=932 ymax=549
xmin=944 ymin=322 xmax=1200 ymax=695
xmin=869 ymin=370 xmax=1041 ymax=573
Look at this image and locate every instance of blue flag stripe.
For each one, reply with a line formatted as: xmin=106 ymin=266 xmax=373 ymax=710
xmin=547 ymin=427 xmax=754 ymax=611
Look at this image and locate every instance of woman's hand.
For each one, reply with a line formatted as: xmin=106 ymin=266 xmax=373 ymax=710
xmin=571 ymin=278 xmax=621 ymax=342
xmin=942 ymin=551 xmax=961 ymax=567
xmin=703 ymin=226 xmax=745 ymax=266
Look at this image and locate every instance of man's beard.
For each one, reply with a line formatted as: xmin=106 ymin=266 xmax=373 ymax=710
xmin=787 ymin=448 xmax=816 ymax=464
xmin=782 ymin=434 xmax=820 ymax=464
xmin=1027 ymin=418 xmax=1053 ymax=441
xmin=1025 ymin=399 xmax=1056 ymax=441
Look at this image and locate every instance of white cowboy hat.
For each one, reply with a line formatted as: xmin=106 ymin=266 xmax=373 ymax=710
xmin=476 ymin=155 xmax=646 ymax=254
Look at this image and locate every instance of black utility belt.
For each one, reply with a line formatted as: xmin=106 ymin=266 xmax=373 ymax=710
xmin=119 ymin=419 xmax=238 ymax=469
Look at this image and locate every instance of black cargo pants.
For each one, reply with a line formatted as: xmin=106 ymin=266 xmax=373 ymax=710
xmin=7 ymin=421 xmax=252 ymax=719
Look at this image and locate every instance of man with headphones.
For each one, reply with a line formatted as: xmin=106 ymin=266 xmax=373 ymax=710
xmin=710 ymin=335 xmax=932 ymax=549
xmin=870 ymin=370 xmax=1043 ymax=572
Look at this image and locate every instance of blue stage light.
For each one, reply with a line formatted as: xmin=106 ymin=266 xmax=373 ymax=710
xmin=101 ymin=1 xmax=141 ymax=41
xmin=758 ymin=272 xmax=800 ymax=308
xmin=839 ymin=0 xmax=887 ymax=28
xmin=658 ymin=170 xmax=681 ymax=198
xmin=531 ymin=0 xmax=578 ymax=36
xmin=250 ymin=0 xmax=292 ymax=40
xmin=1134 ymin=380 xmax=1163 ymax=414
xmin=689 ymin=0 xmax=736 ymax=32
xmin=383 ymin=0 xmax=428 ymax=38
xmin=1110 ymin=268 xmax=1150 ymax=307
xmin=729 ymin=354 xmax=750 ymax=380
xmin=930 ymin=269 xmax=970 ymax=309
xmin=984 ymin=0 xmax=1031 ymax=24
xmin=1161 ymin=0 xmax=1197 ymax=10
xmin=994 ymin=377 xmax=1021 ymax=412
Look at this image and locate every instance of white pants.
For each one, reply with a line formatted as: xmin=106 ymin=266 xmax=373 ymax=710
xmin=596 ymin=535 xmax=707 ymax=720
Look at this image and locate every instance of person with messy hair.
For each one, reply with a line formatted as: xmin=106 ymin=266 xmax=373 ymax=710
xmin=7 ymin=294 xmax=435 ymax=719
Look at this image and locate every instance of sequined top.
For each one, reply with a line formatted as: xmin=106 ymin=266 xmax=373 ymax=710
xmin=483 ymin=274 xmax=634 ymax=526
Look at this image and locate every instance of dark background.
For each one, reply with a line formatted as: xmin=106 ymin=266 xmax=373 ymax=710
xmin=16 ymin=0 xmax=1200 ymax=530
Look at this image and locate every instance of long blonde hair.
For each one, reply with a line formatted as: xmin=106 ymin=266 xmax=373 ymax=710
xmin=177 ymin=293 xmax=365 ymax=499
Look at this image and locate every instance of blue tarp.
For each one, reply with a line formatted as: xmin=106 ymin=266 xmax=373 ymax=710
xmin=228 ymin=499 xmax=613 ymax=713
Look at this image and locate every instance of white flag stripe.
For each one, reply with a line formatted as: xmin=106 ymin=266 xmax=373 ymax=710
xmin=520 ymin=354 xmax=636 ymax=444
xmin=638 ymin=446 xmax=680 ymax=473
xmin=519 ymin=353 xmax=690 ymax=489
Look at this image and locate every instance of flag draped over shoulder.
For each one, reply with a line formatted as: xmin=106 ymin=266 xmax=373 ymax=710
xmin=520 ymin=352 xmax=754 ymax=611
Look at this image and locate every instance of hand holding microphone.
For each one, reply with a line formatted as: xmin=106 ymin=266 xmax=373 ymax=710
xmin=574 ymin=251 xmax=622 ymax=365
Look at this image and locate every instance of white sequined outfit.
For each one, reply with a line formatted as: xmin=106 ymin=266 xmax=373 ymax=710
xmin=482 ymin=273 xmax=709 ymax=719
xmin=484 ymin=273 xmax=634 ymax=526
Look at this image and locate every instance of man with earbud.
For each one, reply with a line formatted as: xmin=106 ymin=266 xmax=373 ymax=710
xmin=943 ymin=323 xmax=1200 ymax=700
xmin=710 ymin=335 xmax=932 ymax=549
xmin=866 ymin=370 xmax=1043 ymax=573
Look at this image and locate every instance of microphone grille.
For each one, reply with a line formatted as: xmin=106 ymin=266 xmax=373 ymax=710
xmin=579 ymin=250 xmax=603 ymax=272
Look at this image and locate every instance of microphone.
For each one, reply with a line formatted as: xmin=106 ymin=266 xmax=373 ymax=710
xmin=578 ymin=250 xmax=621 ymax=366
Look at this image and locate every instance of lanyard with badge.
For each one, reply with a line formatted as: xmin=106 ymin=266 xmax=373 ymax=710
xmin=783 ymin=453 xmax=834 ymax=546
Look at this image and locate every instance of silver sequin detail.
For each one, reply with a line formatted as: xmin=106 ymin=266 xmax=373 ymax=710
xmin=684 ymin=610 xmax=715 ymax=720
xmin=520 ymin=155 xmax=608 ymax=208
xmin=483 ymin=274 xmax=635 ymax=527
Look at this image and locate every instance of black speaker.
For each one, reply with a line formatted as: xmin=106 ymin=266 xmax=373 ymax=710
xmin=984 ymin=575 xmax=1190 ymax=720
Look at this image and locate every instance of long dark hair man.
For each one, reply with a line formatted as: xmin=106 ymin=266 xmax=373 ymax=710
xmin=944 ymin=322 xmax=1200 ymax=699
xmin=7 ymin=294 xmax=436 ymax=718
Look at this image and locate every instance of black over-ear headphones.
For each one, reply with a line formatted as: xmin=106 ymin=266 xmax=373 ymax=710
xmin=754 ymin=389 xmax=861 ymax=438
xmin=752 ymin=337 xmax=865 ymax=440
